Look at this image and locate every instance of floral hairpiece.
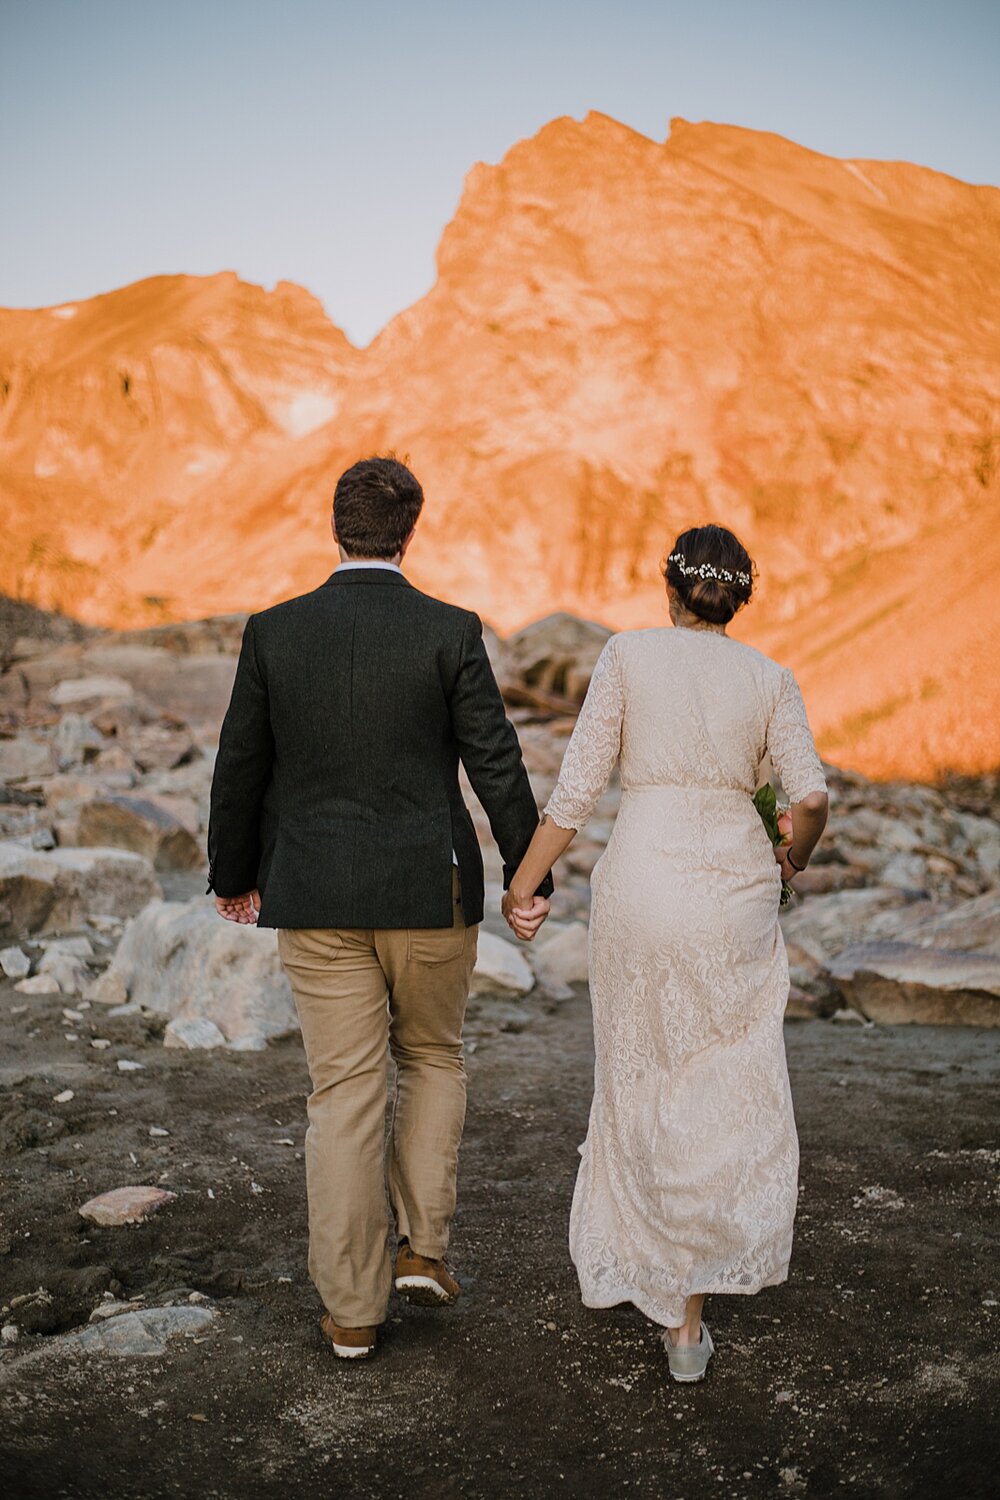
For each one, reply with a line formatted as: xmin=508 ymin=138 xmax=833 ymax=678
xmin=668 ymin=552 xmax=750 ymax=588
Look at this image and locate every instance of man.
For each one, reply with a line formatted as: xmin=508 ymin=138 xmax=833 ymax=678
xmin=206 ymin=456 xmax=552 ymax=1360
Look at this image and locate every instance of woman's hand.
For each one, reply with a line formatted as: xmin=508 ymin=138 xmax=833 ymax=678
xmin=774 ymin=845 xmax=803 ymax=883
xmin=502 ymin=889 xmax=550 ymax=942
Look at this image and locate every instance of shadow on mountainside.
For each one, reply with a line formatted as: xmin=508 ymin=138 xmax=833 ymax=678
xmin=1 ymin=983 xmax=997 ymax=1500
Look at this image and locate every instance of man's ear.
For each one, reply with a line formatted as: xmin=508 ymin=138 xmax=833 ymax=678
xmin=399 ymin=527 xmax=417 ymax=560
xmin=330 ymin=515 xmax=339 ymax=546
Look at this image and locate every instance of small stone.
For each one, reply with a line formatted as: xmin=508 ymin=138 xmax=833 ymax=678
xmin=14 ymin=973 xmax=60 ymax=995
xmin=117 ymin=1058 xmax=145 ymax=1072
xmin=776 ymin=1390 xmax=794 ymax=1402
xmin=1 ymin=1323 xmax=19 ymax=1345
xmin=90 ymin=1038 xmax=112 ymax=1050
xmin=84 ymin=969 xmax=129 ymax=1007
xmin=62 ymin=1007 xmax=85 ymax=1022
xmin=163 ymin=1016 xmax=227 ymax=1050
xmin=149 ymin=1126 xmax=170 ymax=1137
xmin=53 ymin=1089 xmax=74 ymax=1103
xmin=0 ymin=945 xmax=31 ymax=980
xmin=78 ymin=1185 xmax=177 ymax=1227
xmin=227 ymin=1032 xmax=268 ymax=1052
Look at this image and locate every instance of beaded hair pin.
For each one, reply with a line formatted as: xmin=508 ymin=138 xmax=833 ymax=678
xmin=668 ymin=552 xmax=751 ymax=587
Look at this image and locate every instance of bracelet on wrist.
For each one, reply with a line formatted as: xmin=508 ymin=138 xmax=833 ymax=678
xmin=785 ymin=848 xmax=806 ymax=874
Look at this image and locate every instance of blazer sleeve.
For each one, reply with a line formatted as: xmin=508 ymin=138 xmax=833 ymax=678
xmin=205 ymin=615 xmax=276 ymax=897
xmin=449 ymin=612 xmax=554 ymax=898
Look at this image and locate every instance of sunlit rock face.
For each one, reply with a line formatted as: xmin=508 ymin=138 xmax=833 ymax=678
xmin=1 ymin=115 xmax=998 ymax=780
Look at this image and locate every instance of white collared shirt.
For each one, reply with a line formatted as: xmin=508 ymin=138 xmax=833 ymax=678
xmin=336 ymin=560 xmax=404 ymax=573
xmin=335 ymin=558 xmax=459 ymax=867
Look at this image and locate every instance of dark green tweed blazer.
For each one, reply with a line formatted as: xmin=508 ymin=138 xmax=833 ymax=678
xmin=206 ymin=568 xmax=552 ymax=929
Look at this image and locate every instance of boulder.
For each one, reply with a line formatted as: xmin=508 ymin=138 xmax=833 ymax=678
xmin=501 ymin=613 xmax=613 ymax=704
xmin=163 ymin=1015 xmax=227 ymax=1049
xmin=122 ymin=723 xmax=199 ymax=774
xmin=784 ymin=985 xmax=824 ymax=1020
xmin=830 ymin=941 xmax=1000 ymax=1026
xmin=953 ymin=812 xmax=1000 ymax=883
xmin=0 ymin=843 xmax=161 ymax=939
xmin=0 ymin=735 xmax=53 ymax=783
xmin=471 ymin=931 xmax=535 ymax=996
xmin=107 ymin=898 xmax=297 ymax=1045
xmin=77 ymin=794 xmax=203 ymax=871
xmin=79 ymin=1185 xmax=177 ymax=1226
xmin=531 ymin=921 xmax=589 ymax=996
xmin=779 ymin=887 xmax=924 ymax=962
xmin=54 ymin=714 xmax=104 ymax=771
xmin=49 ymin=675 xmax=134 ymax=710
xmin=892 ymin=890 xmax=1000 ymax=955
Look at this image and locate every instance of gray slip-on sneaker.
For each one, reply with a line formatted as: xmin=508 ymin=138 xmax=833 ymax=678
xmin=663 ymin=1322 xmax=714 ymax=1382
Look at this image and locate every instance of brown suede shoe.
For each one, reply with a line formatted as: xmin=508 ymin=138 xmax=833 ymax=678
xmin=394 ymin=1241 xmax=460 ymax=1306
xmin=319 ymin=1312 xmax=378 ymax=1359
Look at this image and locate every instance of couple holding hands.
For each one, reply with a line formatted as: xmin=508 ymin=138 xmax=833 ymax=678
xmin=208 ymin=456 xmax=828 ymax=1383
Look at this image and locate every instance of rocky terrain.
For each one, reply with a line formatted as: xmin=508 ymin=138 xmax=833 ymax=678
xmin=3 ymin=114 xmax=999 ymax=779
xmin=1 ymin=598 xmax=998 ymax=1496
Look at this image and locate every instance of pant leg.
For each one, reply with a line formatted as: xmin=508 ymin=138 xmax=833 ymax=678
xmin=376 ymin=869 xmax=479 ymax=1261
xmin=277 ymin=925 xmax=392 ymax=1326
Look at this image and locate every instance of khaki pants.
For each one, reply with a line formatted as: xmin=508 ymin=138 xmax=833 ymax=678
xmin=277 ymin=870 xmax=478 ymax=1326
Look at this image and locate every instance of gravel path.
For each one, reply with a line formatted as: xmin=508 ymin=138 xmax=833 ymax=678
xmin=1 ymin=986 xmax=997 ymax=1499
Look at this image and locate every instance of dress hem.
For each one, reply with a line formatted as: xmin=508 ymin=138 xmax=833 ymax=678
xmin=577 ymin=1265 xmax=790 ymax=1329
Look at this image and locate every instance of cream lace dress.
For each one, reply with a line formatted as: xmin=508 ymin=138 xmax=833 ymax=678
xmin=544 ymin=626 xmax=828 ymax=1328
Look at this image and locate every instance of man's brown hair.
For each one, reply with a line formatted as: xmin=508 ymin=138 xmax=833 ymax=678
xmin=333 ymin=456 xmax=424 ymax=559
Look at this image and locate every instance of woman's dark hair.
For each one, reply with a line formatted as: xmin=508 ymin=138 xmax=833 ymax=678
xmin=333 ymin=455 xmax=424 ymax=559
xmin=663 ymin=524 xmax=756 ymax=625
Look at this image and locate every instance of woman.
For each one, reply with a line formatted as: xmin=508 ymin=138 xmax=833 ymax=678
xmin=503 ymin=525 xmax=829 ymax=1382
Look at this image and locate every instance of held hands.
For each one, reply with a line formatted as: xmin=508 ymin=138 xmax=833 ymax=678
xmin=215 ymin=890 xmax=260 ymax=924
xmin=502 ymin=889 xmax=551 ymax=943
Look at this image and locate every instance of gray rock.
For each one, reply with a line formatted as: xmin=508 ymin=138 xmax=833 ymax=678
xmin=471 ymin=931 xmax=535 ymax=996
xmin=78 ymin=794 xmax=202 ymax=871
xmin=54 ymin=714 xmax=104 ymax=771
xmin=500 ymin=613 xmax=613 ymax=703
xmin=0 ymin=735 xmax=53 ymax=783
xmin=0 ymin=945 xmax=31 ymax=979
xmin=37 ymin=938 xmax=94 ymax=992
xmin=531 ymin=920 xmax=589 ymax=997
xmin=48 ymin=675 xmax=134 ymax=710
xmin=49 ymin=1304 xmax=214 ymax=1357
xmin=163 ymin=1015 xmax=227 ymax=1049
xmin=831 ymin=941 xmax=1000 ymax=1026
xmin=779 ymin=887 xmax=919 ymax=961
xmin=108 ymin=899 xmax=297 ymax=1045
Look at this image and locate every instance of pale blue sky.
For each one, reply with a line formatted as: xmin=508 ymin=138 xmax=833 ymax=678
xmin=2 ymin=0 xmax=998 ymax=344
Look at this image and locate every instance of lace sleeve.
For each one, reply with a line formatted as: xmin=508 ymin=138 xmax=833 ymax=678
xmin=767 ymin=667 xmax=828 ymax=805
xmin=544 ymin=637 xmax=624 ymax=830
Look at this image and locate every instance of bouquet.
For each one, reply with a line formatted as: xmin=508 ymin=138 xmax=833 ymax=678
xmin=753 ymin=784 xmax=795 ymax=906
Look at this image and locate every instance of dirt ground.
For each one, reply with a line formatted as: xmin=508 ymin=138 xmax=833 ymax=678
xmin=1 ymin=978 xmax=998 ymax=1500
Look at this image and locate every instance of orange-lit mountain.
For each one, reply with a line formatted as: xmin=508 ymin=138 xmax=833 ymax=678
xmin=2 ymin=114 xmax=998 ymax=780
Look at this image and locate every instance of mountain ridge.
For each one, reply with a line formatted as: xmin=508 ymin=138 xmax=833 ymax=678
xmin=1 ymin=114 xmax=998 ymax=779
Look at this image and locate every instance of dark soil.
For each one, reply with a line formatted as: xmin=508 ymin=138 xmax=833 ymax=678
xmin=1 ymin=982 xmax=997 ymax=1500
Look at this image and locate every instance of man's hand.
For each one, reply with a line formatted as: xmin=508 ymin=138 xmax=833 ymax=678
xmin=502 ymin=890 xmax=550 ymax=943
xmin=215 ymin=890 xmax=260 ymax=924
